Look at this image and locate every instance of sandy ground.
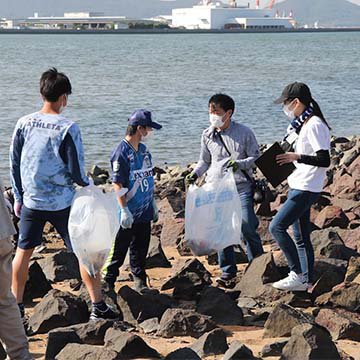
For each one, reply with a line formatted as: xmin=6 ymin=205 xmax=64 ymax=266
xmin=26 ymin=241 xmax=360 ymax=360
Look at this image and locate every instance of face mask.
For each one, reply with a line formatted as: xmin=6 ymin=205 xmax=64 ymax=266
xmin=283 ymin=101 xmax=296 ymax=119
xmin=141 ymin=129 xmax=153 ymax=141
xmin=209 ymin=113 xmax=225 ymax=128
xmin=59 ymin=95 xmax=67 ymax=114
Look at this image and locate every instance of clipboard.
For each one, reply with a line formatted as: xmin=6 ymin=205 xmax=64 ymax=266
xmin=255 ymin=142 xmax=296 ymax=188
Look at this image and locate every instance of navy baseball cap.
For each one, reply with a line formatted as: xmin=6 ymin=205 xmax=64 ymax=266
xmin=274 ymin=82 xmax=312 ymax=105
xmin=128 ymin=109 xmax=162 ymax=130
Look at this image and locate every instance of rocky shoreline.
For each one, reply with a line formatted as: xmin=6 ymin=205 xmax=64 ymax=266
xmin=2 ymin=135 xmax=359 ymax=360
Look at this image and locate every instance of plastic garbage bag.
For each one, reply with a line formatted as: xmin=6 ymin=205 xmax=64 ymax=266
xmin=68 ymin=184 xmax=125 ymax=277
xmin=185 ymin=170 xmax=242 ymax=256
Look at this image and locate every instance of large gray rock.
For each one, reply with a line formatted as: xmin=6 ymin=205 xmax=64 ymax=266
xmin=311 ymin=229 xmax=357 ymax=261
xmin=38 ymin=251 xmax=80 ymax=282
xmin=23 ymin=260 xmax=52 ymax=303
xmin=161 ymin=258 xmax=212 ymax=300
xmin=234 ymin=253 xmax=286 ymax=304
xmin=345 ymin=256 xmax=360 ymax=282
xmin=160 ymin=218 xmax=185 ymax=247
xmin=29 ymin=289 xmax=89 ymax=334
xmin=261 ymin=340 xmax=288 ymax=357
xmin=264 ymin=304 xmax=314 ymax=338
xmin=164 ymin=348 xmax=200 ymax=360
xmin=157 ymin=308 xmax=217 ymax=339
xmin=139 ymin=317 xmax=160 ymax=334
xmin=316 ymin=283 xmax=360 ymax=312
xmin=196 ymin=287 xmax=244 ymax=325
xmin=104 ymin=328 xmax=160 ymax=359
xmin=337 ymin=227 xmax=360 ymax=252
xmin=117 ymin=285 xmax=172 ymax=325
xmin=280 ymin=324 xmax=340 ymax=360
xmin=314 ymin=206 xmax=349 ymax=229
xmin=56 ymin=343 xmax=118 ymax=360
xmin=222 ymin=340 xmax=257 ymax=360
xmin=46 ymin=327 xmax=81 ymax=359
xmin=310 ymin=258 xmax=347 ymax=298
xmin=190 ymin=328 xmax=228 ymax=357
xmin=145 ymin=236 xmax=171 ymax=269
xmin=315 ymin=308 xmax=360 ymax=341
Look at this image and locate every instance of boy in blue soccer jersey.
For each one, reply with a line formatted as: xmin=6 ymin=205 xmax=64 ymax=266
xmin=103 ymin=109 xmax=161 ymax=294
xmin=10 ymin=68 xmax=118 ymax=323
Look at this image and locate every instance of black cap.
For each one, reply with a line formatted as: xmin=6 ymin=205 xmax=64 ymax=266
xmin=128 ymin=109 xmax=162 ymax=130
xmin=274 ymin=82 xmax=312 ymax=105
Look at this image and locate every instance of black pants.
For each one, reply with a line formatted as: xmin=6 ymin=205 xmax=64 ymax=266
xmin=104 ymin=222 xmax=151 ymax=285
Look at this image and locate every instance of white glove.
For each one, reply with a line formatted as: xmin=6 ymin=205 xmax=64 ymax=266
xmin=120 ymin=207 xmax=134 ymax=229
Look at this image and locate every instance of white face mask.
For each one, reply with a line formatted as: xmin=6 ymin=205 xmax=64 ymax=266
xmin=283 ymin=101 xmax=296 ymax=119
xmin=59 ymin=95 xmax=67 ymax=114
xmin=141 ymin=129 xmax=153 ymax=141
xmin=209 ymin=113 xmax=225 ymax=128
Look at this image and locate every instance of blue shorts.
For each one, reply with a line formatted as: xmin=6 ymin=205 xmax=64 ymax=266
xmin=18 ymin=206 xmax=72 ymax=250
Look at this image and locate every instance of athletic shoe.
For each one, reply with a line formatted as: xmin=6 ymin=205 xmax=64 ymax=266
xmin=272 ymin=271 xmax=309 ymax=291
xmin=89 ymin=304 xmax=120 ymax=321
xmin=133 ymin=275 xmax=159 ymax=295
xmin=215 ymin=275 xmax=237 ymax=289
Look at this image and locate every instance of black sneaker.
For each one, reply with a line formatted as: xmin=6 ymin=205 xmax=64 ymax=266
xmin=133 ymin=275 xmax=159 ymax=295
xmin=215 ymin=276 xmax=237 ymax=289
xmin=89 ymin=304 xmax=120 ymax=321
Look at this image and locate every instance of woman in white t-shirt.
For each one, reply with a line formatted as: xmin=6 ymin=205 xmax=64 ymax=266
xmin=269 ymin=82 xmax=331 ymax=292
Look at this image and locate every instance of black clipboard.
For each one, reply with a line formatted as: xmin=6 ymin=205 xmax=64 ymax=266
xmin=255 ymin=142 xmax=296 ymax=188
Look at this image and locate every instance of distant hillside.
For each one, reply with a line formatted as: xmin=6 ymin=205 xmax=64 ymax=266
xmin=0 ymin=0 xmax=199 ymax=19
xmin=1 ymin=0 xmax=360 ymax=27
xmin=274 ymin=0 xmax=360 ymax=27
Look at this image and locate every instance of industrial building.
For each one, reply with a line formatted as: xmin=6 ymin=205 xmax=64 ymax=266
xmin=1 ymin=12 xmax=129 ymax=30
xmin=172 ymin=0 xmax=294 ymax=30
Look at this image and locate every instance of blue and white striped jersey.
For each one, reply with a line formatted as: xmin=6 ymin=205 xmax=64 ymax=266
xmin=111 ymin=139 xmax=154 ymax=223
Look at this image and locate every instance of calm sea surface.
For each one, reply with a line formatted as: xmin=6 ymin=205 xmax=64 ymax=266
xmin=0 ymin=32 xmax=360 ymax=182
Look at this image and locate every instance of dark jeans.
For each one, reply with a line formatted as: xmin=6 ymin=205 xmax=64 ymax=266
xmin=269 ymin=189 xmax=320 ymax=283
xmin=103 ymin=222 xmax=151 ymax=285
xmin=218 ymin=191 xmax=263 ymax=278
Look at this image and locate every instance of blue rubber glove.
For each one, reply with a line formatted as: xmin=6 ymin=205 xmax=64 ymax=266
xmin=153 ymin=199 xmax=159 ymax=223
xmin=120 ymin=207 xmax=134 ymax=229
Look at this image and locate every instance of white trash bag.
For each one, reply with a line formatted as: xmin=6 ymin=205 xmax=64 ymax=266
xmin=68 ymin=184 xmax=123 ymax=277
xmin=185 ymin=170 xmax=242 ymax=256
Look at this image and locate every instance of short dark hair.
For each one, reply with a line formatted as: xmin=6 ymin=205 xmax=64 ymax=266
xmin=126 ymin=125 xmax=139 ymax=136
xmin=40 ymin=68 xmax=72 ymax=102
xmin=208 ymin=94 xmax=235 ymax=114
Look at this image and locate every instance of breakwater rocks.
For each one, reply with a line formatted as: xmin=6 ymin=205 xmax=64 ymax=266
xmin=18 ymin=135 xmax=359 ymax=359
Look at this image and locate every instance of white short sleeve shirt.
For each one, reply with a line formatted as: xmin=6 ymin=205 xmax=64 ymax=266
xmin=288 ymin=116 xmax=331 ymax=193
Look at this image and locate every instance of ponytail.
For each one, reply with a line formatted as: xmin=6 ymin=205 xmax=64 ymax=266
xmin=311 ymin=98 xmax=331 ymax=130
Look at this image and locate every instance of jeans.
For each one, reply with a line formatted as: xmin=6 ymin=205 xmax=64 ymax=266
xmin=269 ymin=189 xmax=320 ymax=283
xmin=103 ymin=222 xmax=151 ymax=285
xmin=218 ymin=191 xmax=263 ymax=278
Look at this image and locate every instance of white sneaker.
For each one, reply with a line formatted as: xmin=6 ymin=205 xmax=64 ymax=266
xmin=272 ymin=271 xmax=309 ymax=291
